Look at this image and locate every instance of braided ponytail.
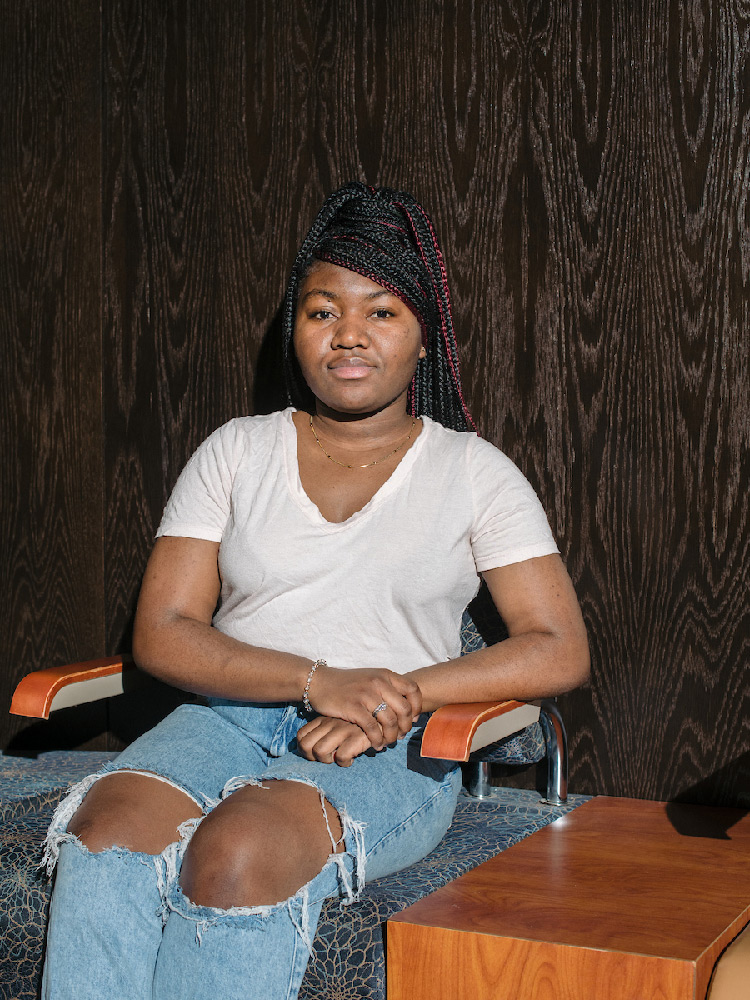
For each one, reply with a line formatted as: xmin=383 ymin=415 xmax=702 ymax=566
xmin=282 ymin=183 xmax=475 ymax=432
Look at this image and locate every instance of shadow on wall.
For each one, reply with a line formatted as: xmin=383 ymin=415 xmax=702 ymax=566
xmin=666 ymin=750 xmax=750 ymax=839
xmin=253 ymin=306 xmax=290 ymax=415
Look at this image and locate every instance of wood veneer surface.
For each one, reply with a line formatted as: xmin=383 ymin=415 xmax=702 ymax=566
xmin=390 ymin=797 xmax=750 ymax=959
xmin=388 ymin=925 xmax=697 ymax=1000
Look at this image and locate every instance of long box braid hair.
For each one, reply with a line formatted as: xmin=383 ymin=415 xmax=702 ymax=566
xmin=281 ymin=182 xmax=476 ymax=433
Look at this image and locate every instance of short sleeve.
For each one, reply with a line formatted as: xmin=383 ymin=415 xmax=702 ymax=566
xmin=468 ymin=436 xmax=559 ymax=572
xmin=156 ymin=421 xmax=242 ymax=542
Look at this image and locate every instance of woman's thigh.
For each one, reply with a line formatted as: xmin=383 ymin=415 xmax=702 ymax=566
xmin=96 ymin=702 xmax=289 ymax=807
xmin=252 ymin=729 xmax=462 ymax=884
xmin=53 ymin=702 xmax=460 ymax=890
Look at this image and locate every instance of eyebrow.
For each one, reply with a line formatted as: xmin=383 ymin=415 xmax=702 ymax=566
xmin=299 ymin=287 xmax=392 ymax=303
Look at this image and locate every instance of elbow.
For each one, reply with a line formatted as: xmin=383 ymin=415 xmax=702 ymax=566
xmin=131 ymin=613 xmax=152 ymax=674
xmin=131 ymin=608 xmax=167 ymax=680
xmin=563 ymin=629 xmax=590 ymax=692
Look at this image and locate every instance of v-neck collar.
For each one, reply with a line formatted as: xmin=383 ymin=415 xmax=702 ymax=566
xmin=281 ymin=408 xmax=431 ymax=528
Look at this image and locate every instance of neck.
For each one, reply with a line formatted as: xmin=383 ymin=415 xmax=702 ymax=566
xmin=312 ymin=404 xmax=415 ymax=447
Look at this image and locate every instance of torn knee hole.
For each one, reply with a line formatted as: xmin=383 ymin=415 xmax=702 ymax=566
xmin=42 ymin=769 xmax=204 ymax=874
xmin=179 ymin=783 xmax=344 ymax=910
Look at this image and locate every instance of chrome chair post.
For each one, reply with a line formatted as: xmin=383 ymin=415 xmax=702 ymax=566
xmin=539 ymin=699 xmax=568 ymax=804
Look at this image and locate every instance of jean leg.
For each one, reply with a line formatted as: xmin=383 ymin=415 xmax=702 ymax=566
xmin=42 ymin=838 xmax=166 ymax=1000
xmin=152 ymin=851 xmax=350 ymax=1000
xmin=152 ymin=887 xmax=323 ymax=1000
xmin=152 ymin=781 xmax=365 ymax=1000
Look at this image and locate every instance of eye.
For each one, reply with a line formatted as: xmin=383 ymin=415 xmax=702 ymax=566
xmin=372 ymin=308 xmax=395 ymax=319
xmin=309 ymin=308 xmax=334 ymax=320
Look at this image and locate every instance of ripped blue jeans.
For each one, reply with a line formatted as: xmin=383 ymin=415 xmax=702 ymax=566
xmin=41 ymin=702 xmax=461 ymax=1000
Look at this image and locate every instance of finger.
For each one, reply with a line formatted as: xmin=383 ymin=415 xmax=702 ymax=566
xmin=297 ymin=717 xmax=325 ymax=743
xmin=371 ymin=705 xmax=400 ymax=745
xmin=305 ymin=724 xmax=349 ymax=763
xmin=298 ymin=733 xmax=326 ymax=761
xmin=387 ymin=694 xmax=416 ymax=737
xmin=356 ymin=711 xmax=386 ymax=750
xmin=310 ymin=736 xmax=338 ymax=764
xmin=308 ymin=723 xmax=366 ymax=764
xmin=297 ymin=718 xmax=332 ymax=759
xmin=298 ymin=740 xmax=318 ymax=762
xmin=392 ymin=674 xmax=422 ymax=718
xmin=334 ymin=731 xmax=371 ymax=767
xmin=369 ymin=687 xmax=415 ymax=739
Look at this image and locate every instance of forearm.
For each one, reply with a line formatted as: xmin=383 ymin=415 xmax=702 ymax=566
xmin=133 ymin=611 xmax=422 ymax=751
xmin=133 ymin=612 xmax=312 ymax=703
xmin=406 ymin=629 xmax=590 ymax=713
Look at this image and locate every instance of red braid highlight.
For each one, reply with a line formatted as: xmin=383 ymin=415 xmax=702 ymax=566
xmin=396 ymin=202 xmax=476 ymax=431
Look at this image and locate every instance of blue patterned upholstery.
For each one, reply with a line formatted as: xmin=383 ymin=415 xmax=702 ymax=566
xmin=0 ymin=752 xmax=114 ymax=823
xmin=0 ymin=752 xmax=587 ymax=1000
xmin=1 ymin=614 xmax=568 ymax=998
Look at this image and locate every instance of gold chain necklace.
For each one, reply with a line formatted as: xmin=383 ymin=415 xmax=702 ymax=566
xmin=309 ymin=414 xmax=417 ymax=469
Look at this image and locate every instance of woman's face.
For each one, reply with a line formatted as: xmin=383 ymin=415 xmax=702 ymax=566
xmin=294 ymin=261 xmax=425 ymax=416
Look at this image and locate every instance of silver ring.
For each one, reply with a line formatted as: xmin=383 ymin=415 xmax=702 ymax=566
xmin=372 ymin=702 xmax=388 ymax=718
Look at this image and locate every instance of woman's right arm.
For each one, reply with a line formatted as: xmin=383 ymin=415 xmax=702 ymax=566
xmin=132 ymin=536 xmax=419 ymax=747
xmin=132 ymin=536 xmax=313 ymax=702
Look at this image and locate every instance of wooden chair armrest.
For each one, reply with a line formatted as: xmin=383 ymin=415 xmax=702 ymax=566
xmin=10 ymin=657 xmax=135 ymax=719
xmin=420 ymin=700 xmax=541 ymax=761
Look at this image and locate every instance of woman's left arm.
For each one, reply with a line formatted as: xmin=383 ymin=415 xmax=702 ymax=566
xmin=298 ymin=553 xmax=588 ymax=764
xmin=406 ymin=553 xmax=590 ymax=712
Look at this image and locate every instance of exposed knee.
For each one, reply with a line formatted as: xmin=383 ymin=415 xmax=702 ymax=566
xmin=67 ymin=772 xmax=201 ymax=856
xmin=181 ymin=780 xmax=342 ymax=910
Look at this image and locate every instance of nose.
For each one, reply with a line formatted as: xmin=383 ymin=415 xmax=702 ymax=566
xmin=330 ymin=312 xmax=370 ymax=350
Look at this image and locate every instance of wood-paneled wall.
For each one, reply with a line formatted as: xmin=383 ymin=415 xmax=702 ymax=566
xmin=0 ymin=0 xmax=107 ymax=747
xmin=2 ymin=0 xmax=748 ymax=805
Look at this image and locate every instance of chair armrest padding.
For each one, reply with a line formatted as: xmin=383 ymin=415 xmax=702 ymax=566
xmin=10 ymin=657 xmax=132 ymax=719
xmin=420 ymin=700 xmax=541 ymax=761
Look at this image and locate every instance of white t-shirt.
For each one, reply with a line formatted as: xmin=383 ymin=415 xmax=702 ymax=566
xmin=157 ymin=408 xmax=558 ymax=675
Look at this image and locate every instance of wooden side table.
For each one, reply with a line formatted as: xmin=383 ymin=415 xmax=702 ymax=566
xmin=388 ymin=797 xmax=750 ymax=1000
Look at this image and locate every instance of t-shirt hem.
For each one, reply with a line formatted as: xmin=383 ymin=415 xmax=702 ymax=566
xmin=156 ymin=524 xmax=224 ymax=543
xmin=474 ymin=542 xmax=559 ymax=573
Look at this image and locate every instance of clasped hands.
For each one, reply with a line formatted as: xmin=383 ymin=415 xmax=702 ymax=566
xmin=296 ymin=663 xmax=422 ymax=767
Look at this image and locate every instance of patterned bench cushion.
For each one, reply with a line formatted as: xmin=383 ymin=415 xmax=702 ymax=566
xmin=0 ymin=752 xmax=587 ymax=1000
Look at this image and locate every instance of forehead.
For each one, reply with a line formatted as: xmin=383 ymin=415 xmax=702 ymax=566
xmin=298 ymin=261 xmax=395 ymax=301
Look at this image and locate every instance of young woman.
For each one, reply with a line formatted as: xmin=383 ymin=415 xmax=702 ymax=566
xmin=41 ymin=182 xmax=589 ymax=999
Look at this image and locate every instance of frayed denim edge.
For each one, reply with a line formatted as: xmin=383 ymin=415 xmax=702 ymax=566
xmin=41 ymin=765 xmax=214 ymax=915
xmin=164 ymin=772 xmax=367 ymax=953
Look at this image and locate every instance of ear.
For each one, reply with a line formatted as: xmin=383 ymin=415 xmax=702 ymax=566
xmin=418 ymin=346 xmax=427 ymax=359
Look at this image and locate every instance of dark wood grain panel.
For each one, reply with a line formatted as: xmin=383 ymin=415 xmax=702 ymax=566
xmin=562 ymin=0 xmax=750 ymax=803
xmin=629 ymin=0 xmax=750 ymax=802
xmin=542 ymin=0 xmax=655 ymax=799
xmin=3 ymin=0 xmax=748 ymax=802
xmin=0 ymin=0 xmax=104 ymax=748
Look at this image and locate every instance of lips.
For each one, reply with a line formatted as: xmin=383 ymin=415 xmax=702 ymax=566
xmin=328 ymin=356 xmax=375 ymax=378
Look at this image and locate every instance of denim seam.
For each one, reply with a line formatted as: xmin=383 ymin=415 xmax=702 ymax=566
xmin=286 ymin=920 xmax=302 ymax=1000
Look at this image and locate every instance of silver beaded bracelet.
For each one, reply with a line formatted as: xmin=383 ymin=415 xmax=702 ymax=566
xmin=302 ymin=658 xmax=326 ymax=712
